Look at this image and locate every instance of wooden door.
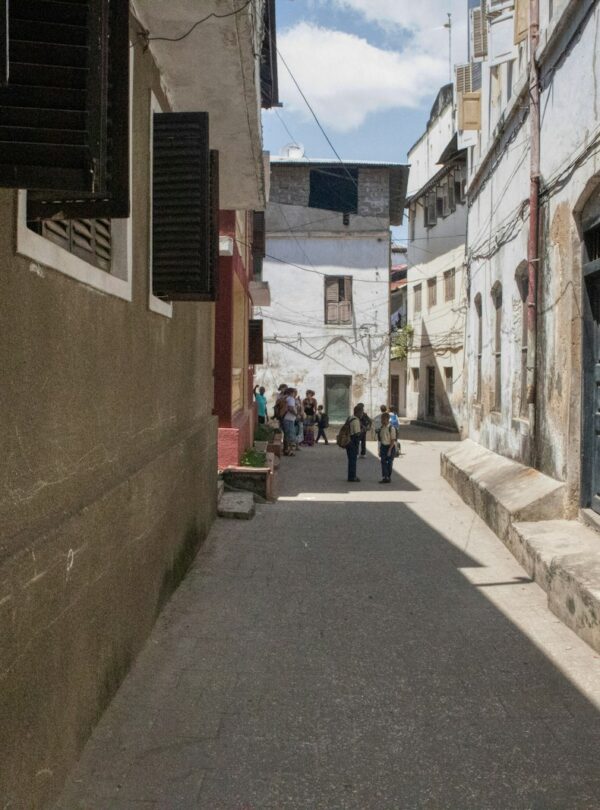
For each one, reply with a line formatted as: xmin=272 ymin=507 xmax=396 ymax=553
xmin=584 ymin=262 xmax=600 ymax=513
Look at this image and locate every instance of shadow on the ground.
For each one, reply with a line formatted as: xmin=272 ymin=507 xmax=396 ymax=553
xmin=55 ymin=429 xmax=600 ymax=810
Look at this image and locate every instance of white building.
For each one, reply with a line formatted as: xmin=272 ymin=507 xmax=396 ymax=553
xmin=255 ymin=156 xmax=409 ymax=422
xmin=459 ymin=0 xmax=600 ymax=516
xmin=403 ymin=85 xmax=468 ymax=430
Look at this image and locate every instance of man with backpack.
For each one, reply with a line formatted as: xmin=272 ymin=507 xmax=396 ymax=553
xmin=337 ymin=404 xmax=363 ymax=482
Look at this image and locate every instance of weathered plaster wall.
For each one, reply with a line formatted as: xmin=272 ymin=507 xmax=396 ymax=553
xmin=464 ymin=0 xmax=600 ymax=513
xmin=0 ymin=39 xmax=217 ymax=808
xmin=255 ymin=219 xmax=390 ymax=419
xmin=407 ymin=103 xmax=454 ymax=196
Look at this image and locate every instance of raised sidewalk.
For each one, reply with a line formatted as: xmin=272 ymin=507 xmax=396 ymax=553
xmin=442 ymin=439 xmax=600 ymax=655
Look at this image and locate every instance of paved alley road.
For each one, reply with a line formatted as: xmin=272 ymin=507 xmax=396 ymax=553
xmin=56 ymin=427 xmax=600 ymax=810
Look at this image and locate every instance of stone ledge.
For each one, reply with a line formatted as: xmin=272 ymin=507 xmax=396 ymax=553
xmin=441 ymin=439 xmax=566 ymax=543
xmin=510 ymin=520 xmax=600 ymax=655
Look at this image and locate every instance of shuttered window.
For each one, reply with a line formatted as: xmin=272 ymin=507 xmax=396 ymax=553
xmin=414 ymin=284 xmax=422 ymax=314
xmin=28 ymin=217 xmax=111 ymax=271
xmin=427 ymin=277 xmax=437 ymax=308
xmin=324 ymin=276 xmax=352 ymax=324
xmin=152 ymin=112 xmax=220 ymax=302
xmin=1 ymin=0 xmax=129 ymax=219
xmin=472 ymin=3 xmax=488 ymax=59
xmin=249 ymin=319 xmax=264 ymax=365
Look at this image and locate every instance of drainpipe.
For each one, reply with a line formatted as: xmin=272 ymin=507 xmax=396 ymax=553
xmin=527 ymin=0 xmax=540 ymax=467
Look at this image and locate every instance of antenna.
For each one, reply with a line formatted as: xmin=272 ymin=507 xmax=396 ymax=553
xmin=444 ymin=13 xmax=452 ymax=82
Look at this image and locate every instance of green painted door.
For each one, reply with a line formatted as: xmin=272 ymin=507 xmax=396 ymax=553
xmin=325 ymin=375 xmax=352 ymax=424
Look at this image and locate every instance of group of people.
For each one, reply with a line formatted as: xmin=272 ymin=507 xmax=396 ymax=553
xmin=342 ymin=404 xmax=400 ymax=484
xmin=255 ymin=385 xmax=330 ymax=456
xmin=254 ymin=385 xmax=401 ymax=483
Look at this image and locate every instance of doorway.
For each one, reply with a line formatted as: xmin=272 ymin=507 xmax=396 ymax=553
xmin=325 ymin=375 xmax=352 ymax=424
xmin=583 ymin=220 xmax=600 ymax=513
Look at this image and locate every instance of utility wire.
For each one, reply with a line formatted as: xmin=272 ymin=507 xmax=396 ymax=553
xmin=146 ymin=0 xmax=254 ymax=43
xmin=276 ymin=47 xmax=359 ymax=189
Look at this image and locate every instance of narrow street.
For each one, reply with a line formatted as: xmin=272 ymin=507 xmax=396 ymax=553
xmin=56 ymin=426 xmax=600 ymax=810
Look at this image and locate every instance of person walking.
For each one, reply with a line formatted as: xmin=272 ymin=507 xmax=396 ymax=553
xmin=254 ymin=385 xmax=268 ymax=425
xmin=378 ymin=411 xmax=397 ymax=484
xmin=315 ymin=405 xmax=329 ymax=444
xmin=345 ymin=404 xmax=363 ymax=482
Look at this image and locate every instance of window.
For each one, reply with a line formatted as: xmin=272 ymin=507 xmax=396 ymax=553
xmin=475 ymin=294 xmax=482 ymax=403
xmin=414 ymin=284 xmax=422 ymax=314
xmin=325 ymin=276 xmax=352 ymax=324
xmin=409 ymin=204 xmax=416 ymax=241
xmin=411 ymin=367 xmax=420 ymax=393
xmin=425 ymin=191 xmax=437 ymax=227
xmin=444 ymin=367 xmax=453 ymax=395
xmin=427 ymin=277 xmax=437 ymax=308
xmin=309 ymin=167 xmax=358 ymax=214
xmin=444 ymin=268 xmax=456 ymax=302
xmin=427 ymin=366 xmax=435 ymax=417
xmin=492 ymin=283 xmax=503 ymax=411
xmin=27 ymin=219 xmax=112 ymax=273
xmin=516 ymin=265 xmax=529 ymax=416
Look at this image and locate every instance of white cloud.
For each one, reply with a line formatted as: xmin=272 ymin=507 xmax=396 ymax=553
xmin=278 ymin=23 xmax=448 ymax=133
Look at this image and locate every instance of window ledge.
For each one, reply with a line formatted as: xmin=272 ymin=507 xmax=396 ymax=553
xmin=149 ymin=294 xmax=173 ymax=318
xmin=16 ymin=191 xmax=132 ymax=301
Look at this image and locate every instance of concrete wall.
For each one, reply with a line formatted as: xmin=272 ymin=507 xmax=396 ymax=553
xmin=0 ymin=38 xmax=217 ymax=808
xmin=463 ymin=0 xmax=600 ymax=513
xmin=255 ymin=200 xmax=390 ymax=418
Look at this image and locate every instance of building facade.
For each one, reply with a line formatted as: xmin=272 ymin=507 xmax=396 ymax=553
xmin=0 ymin=2 xmax=276 ymax=806
xmin=459 ymin=0 xmax=600 ymax=515
xmin=403 ymin=86 xmax=468 ymax=430
xmin=254 ymin=157 xmax=409 ymax=422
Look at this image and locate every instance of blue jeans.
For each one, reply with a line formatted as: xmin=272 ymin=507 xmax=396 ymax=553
xmin=379 ymin=444 xmax=393 ymax=480
xmin=346 ymin=441 xmax=359 ymax=480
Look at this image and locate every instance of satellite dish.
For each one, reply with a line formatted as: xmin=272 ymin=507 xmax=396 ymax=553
xmin=282 ymin=143 xmax=305 ymax=159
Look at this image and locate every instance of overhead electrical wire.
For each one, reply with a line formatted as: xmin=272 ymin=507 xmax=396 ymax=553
xmin=144 ymin=0 xmax=254 ymax=44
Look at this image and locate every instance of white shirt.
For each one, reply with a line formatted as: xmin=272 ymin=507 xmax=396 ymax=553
xmin=283 ymin=396 xmax=297 ymax=422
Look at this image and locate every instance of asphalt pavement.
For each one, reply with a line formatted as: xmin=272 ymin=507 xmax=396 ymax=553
xmin=55 ymin=425 xmax=600 ymax=809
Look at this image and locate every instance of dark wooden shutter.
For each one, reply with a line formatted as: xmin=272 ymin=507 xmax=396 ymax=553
xmin=25 ymin=0 xmax=130 ymax=220
xmin=152 ymin=111 xmax=217 ymax=302
xmin=1 ymin=0 xmax=8 ymax=87
xmin=249 ymin=319 xmax=264 ymax=365
xmin=252 ymin=211 xmax=265 ymax=258
xmin=208 ymin=149 xmax=220 ymax=299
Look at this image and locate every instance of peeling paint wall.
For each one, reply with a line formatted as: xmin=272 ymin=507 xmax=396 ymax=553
xmin=464 ymin=1 xmax=600 ymax=513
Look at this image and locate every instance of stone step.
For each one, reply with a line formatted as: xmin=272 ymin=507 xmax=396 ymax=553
xmin=510 ymin=520 xmax=600 ymax=655
xmin=217 ymin=490 xmax=255 ymax=520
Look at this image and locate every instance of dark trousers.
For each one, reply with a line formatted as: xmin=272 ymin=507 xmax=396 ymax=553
xmin=258 ymin=415 xmax=266 ymax=424
xmin=346 ymin=442 xmax=359 ymax=480
xmin=379 ymin=444 xmax=393 ymax=480
xmin=360 ymin=431 xmax=367 ymax=455
xmin=316 ymin=425 xmax=328 ymax=443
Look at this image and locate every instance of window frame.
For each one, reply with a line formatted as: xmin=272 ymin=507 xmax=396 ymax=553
xmin=414 ymin=283 xmax=422 ymax=314
xmin=324 ymin=275 xmax=353 ymax=325
xmin=427 ymin=277 xmax=437 ymax=308
xmin=444 ymin=268 xmax=456 ymax=302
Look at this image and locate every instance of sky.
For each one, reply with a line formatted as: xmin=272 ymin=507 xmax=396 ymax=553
xmin=263 ymin=0 xmax=470 ymax=167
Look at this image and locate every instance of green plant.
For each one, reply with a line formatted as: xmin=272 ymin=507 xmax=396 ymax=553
xmin=254 ymin=423 xmax=275 ymax=443
xmin=240 ymin=449 xmax=268 ymax=468
xmin=391 ymin=323 xmax=414 ymax=361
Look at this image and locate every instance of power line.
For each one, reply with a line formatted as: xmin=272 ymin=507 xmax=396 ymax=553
xmin=276 ymin=47 xmax=359 ymax=190
xmin=145 ymin=0 xmax=254 ymax=44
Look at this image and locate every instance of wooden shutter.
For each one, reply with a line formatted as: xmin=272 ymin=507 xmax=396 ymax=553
xmin=426 ymin=191 xmax=437 ymax=226
xmin=25 ymin=0 xmax=129 ymax=220
xmin=1 ymin=0 xmax=7 ymax=86
xmin=472 ymin=4 xmax=488 ymax=59
xmin=514 ymin=0 xmax=529 ymax=44
xmin=208 ymin=149 xmax=220 ymax=299
xmin=448 ymin=173 xmax=456 ymax=212
xmin=339 ymin=276 xmax=352 ymax=324
xmin=0 ymin=0 xmax=120 ymax=201
xmin=456 ymin=64 xmax=473 ymax=94
xmin=152 ymin=112 xmax=216 ymax=302
xmin=459 ymin=91 xmax=482 ymax=131
xmin=325 ymin=277 xmax=339 ymax=323
xmin=253 ymin=211 xmax=266 ymax=259
xmin=249 ymin=319 xmax=264 ymax=365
